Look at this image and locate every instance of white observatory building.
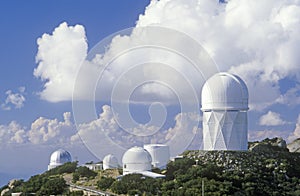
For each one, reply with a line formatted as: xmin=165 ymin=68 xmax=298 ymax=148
xmin=144 ymin=144 xmax=170 ymax=169
xmin=122 ymin=146 xmax=165 ymax=178
xmin=48 ymin=149 xmax=72 ymax=170
xmin=103 ymin=154 xmax=119 ymax=170
xmin=122 ymin=146 xmax=152 ymax=175
xmin=201 ymin=72 xmax=249 ymax=151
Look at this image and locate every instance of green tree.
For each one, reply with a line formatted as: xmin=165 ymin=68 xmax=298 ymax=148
xmin=72 ymin=172 xmax=80 ymax=183
xmin=69 ymin=190 xmax=84 ymax=196
xmin=36 ymin=177 xmax=66 ymax=195
xmin=185 ymin=187 xmax=202 ymax=196
xmin=75 ymin=166 xmax=97 ymax=179
xmin=165 ymin=158 xmax=195 ymax=180
xmin=22 ymin=174 xmax=45 ymax=193
xmin=111 ymin=180 xmax=127 ymax=194
xmin=47 ymin=161 xmax=78 ymax=175
xmin=161 ymin=180 xmax=177 ymax=195
xmin=97 ymin=177 xmax=115 ymax=190
xmin=111 ymin=174 xmax=162 ymax=195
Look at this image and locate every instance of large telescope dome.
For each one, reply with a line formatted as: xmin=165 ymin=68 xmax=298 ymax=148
xmin=202 ymin=72 xmax=248 ymax=111
xmin=48 ymin=149 xmax=72 ymax=170
xmin=122 ymin=146 xmax=152 ymax=175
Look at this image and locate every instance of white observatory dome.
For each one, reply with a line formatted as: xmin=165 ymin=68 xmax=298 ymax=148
xmin=103 ymin=154 xmax=119 ymax=170
xmin=202 ymin=72 xmax=248 ymax=111
xmin=144 ymin=144 xmax=170 ymax=169
xmin=122 ymin=146 xmax=152 ymax=175
xmin=48 ymin=149 xmax=72 ymax=170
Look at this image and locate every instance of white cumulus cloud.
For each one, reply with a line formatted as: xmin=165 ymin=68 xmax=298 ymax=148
xmin=137 ymin=0 xmax=300 ymax=110
xmin=1 ymin=87 xmax=26 ymax=110
xmin=29 ymin=1 xmax=300 ymax=147
xmin=0 ymin=104 xmax=200 ymax=157
xmin=34 ymin=22 xmax=88 ymax=102
xmin=250 ymin=113 xmax=300 ymax=142
xmin=276 ymin=84 xmax=300 ymax=106
xmin=34 ymin=0 xmax=300 ymax=112
xmin=0 ymin=112 xmax=76 ymax=148
xmin=259 ymin=111 xmax=288 ymax=126
xmin=28 ymin=112 xmax=75 ymax=145
xmin=72 ymin=104 xmax=200 ymax=158
xmin=0 ymin=121 xmax=27 ymax=145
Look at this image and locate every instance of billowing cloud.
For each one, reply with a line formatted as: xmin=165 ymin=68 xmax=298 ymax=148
xmin=276 ymin=84 xmax=300 ymax=106
xmin=34 ymin=22 xmax=87 ymax=102
xmin=0 ymin=112 xmax=76 ymax=147
xmin=137 ymin=0 xmax=300 ymax=110
xmin=1 ymin=87 xmax=26 ymax=110
xmin=30 ymin=0 xmax=300 ymax=147
xmin=72 ymin=104 xmax=200 ymax=158
xmin=0 ymin=105 xmax=200 ymax=156
xmin=34 ymin=1 xmax=300 ymax=112
xmin=259 ymin=111 xmax=288 ymax=126
xmin=28 ymin=112 xmax=76 ymax=145
xmin=0 ymin=121 xmax=27 ymax=145
xmin=249 ymin=113 xmax=300 ymax=142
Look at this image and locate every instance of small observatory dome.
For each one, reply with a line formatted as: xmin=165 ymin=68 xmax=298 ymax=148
xmin=103 ymin=154 xmax=119 ymax=170
xmin=48 ymin=149 xmax=72 ymax=170
xmin=202 ymin=72 xmax=248 ymax=111
xmin=122 ymin=146 xmax=152 ymax=175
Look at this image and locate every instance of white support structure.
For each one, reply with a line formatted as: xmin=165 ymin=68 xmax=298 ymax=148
xmin=202 ymin=110 xmax=247 ymax=150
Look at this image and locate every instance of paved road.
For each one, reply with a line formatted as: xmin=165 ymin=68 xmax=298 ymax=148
xmin=64 ymin=174 xmax=114 ymax=196
xmin=68 ymin=183 xmax=113 ymax=196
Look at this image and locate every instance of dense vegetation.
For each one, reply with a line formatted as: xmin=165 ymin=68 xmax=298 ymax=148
xmin=105 ymin=149 xmax=300 ymax=195
xmin=1 ymin=162 xmax=78 ymax=195
xmin=166 ymin=150 xmax=300 ymax=195
xmin=2 ymin=138 xmax=300 ymax=195
xmin=97 ymin=176 xmax=115 ymax=191
xmin=110 ymin=174 xmax=162 ymax=195
xmin=72 ymin=166 xmax=97 ymax=183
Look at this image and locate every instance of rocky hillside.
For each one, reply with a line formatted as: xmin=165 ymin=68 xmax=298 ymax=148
xmin=181 ymin=137 xmax=300 ymax=195
xmin=288 ymin=138 xmax=300 ymax=152
xmin=249 ymin=137 xmax=287 ymax=152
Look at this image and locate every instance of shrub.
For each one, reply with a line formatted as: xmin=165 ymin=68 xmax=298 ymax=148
xmin=97 ymin=177 xmax=115 ymax=190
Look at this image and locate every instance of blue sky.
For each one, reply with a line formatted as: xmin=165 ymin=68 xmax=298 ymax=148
xmin=0 ymin=0 xmax=150 ymax=185
xmin=1 ymin=0 xmax=300 ymax=187
xmin=0 ymin=0 xmax=149 ymax=125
